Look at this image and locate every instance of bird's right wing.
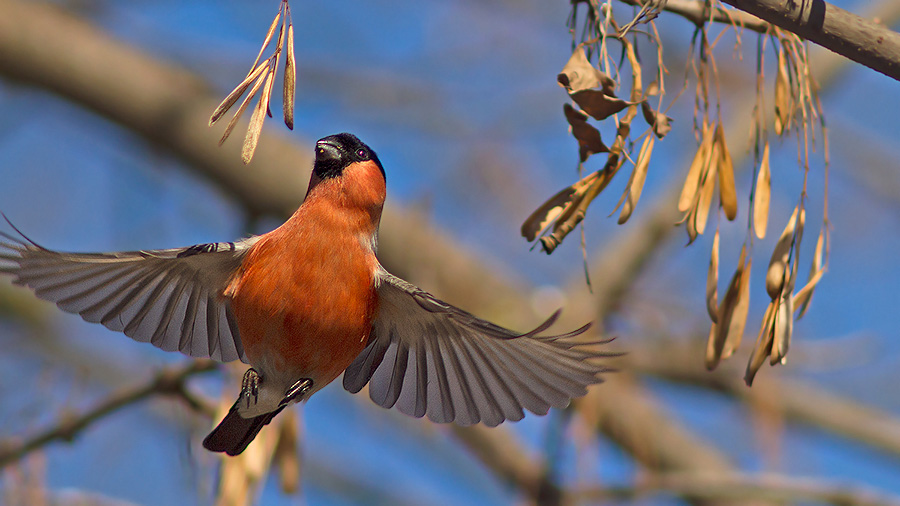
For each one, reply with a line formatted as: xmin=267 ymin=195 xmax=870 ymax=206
xmin=0 ymin=227 xmax=258 ymax=362
xmin=343 ymin=271 xmax=617 ymax=427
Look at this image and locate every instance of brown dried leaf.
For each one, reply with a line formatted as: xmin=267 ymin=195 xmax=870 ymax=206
xmin=539 ymin=169 xmax=617 ymax=254
xmin=521 ymin=171 xmax=598 ymax=241
xmin=564 ymin=104 xmax=608 ymax=162
xmin=774 ymin=47 xmax=793 ymax=135
xmin=766 ymin=205 xmax=799 ymax=299
xmin=754 ymin=140 xmax=772 ymax=239
xmin=794 ymin=228 xmax=825 ymax=318
xmin=558 ymin=47 xmax=615 ymax=95
xmin=284 ymin=23 xmax=296 ymax=130
xmin=210 ymin=63 xmax=269 ymax=127
xmin=571 ymin=90 xmax=630 ymax=121
xmin=715 ymin=123 xmax=737 ymax=221
xmin=242 ymin=69 xmax=276 ymax=164
xmin=678 ymin=121 xmax=714 ymax=213
xmin=219 ymin=67 xmax=269 ymax=147
xmin=641 ymin=101 xmax=672 ymax=139
xmin=770 ymin=292 xmax=794 ymax=365
xmin=745 ymin=301 xmax=776 ymax=386
xmin=706 ymin=229 xmax=720 ymax=323
xmin=618 ymin=135 xmax=654 ymax=224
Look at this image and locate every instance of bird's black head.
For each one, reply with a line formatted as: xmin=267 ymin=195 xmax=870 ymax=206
xmin=313 ymin=133 xmax=384 ymax=180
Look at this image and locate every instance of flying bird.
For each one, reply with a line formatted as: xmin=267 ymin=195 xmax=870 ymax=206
xmin=0 ymin=133 xmax=613 ymax=456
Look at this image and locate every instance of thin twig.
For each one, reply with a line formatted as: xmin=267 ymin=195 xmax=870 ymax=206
xmin=0 ymin=360 xmax=218 ymax=468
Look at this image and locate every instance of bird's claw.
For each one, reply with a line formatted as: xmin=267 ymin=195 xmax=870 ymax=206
xmin=280 ymin=378 xmax=313 ymax=408
xmin=241 ymin=368 xmax=261 ymax=408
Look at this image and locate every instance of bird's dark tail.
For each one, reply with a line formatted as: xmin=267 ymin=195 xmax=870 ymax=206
xmin=203 ymin=401 xmax=285 ymax=456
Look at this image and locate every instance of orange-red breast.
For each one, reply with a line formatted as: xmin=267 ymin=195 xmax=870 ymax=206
xmin=0 ymin=133 xmax=613 ymax=456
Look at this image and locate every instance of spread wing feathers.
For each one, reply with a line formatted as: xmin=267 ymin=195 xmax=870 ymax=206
xmin=343 ymin=271 xmax=615 ymax=427
xmin=0 ymin=228 xmax=258 ymax=363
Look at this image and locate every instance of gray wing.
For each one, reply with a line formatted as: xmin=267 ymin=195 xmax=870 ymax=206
xmin=0 ymin=228 xmax=258 ymax=363
xmin=343 ymin=271 xmax=615 ymax=427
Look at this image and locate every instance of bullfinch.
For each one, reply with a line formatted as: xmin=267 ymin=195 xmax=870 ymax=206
xmin=0 ymin=133 xmax=613 ymax=456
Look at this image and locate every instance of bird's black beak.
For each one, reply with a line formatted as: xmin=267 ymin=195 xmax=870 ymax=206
xmin=315 ymin=141 xmax=343 ymax=164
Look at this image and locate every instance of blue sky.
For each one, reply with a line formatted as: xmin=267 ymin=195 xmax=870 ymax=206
xmin=2 ymin=0 xmax=900 ymax=504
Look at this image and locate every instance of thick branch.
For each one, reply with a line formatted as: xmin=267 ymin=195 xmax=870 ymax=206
xmin=576 ymin=472 xmax=900 ymax=505
xmin=630 ymin=341 xmax=900 ymax=460
xmin=0 ymin=360 xmax=217 ymax=468
xmin=721 ymin=0 xmax=900 ymax=81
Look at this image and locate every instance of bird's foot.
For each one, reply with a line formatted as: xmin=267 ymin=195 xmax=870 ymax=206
xmin=280 ymin=378 xmax=313 ymax=408
xmin=241 ymin=368 xmax=261 ymax=408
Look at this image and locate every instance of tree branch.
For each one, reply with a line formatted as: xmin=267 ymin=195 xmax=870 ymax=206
xmin=575 ymin=472 xmax=900 ymax=505
xmin=619 ymin=0 xmax=771 ymax=32
xmin=0 ymin=360 xmax=217 ymax=468
xmin=630 ymin=341 xmax=900 ymax=460
xmin=721 ymin=0 xmax=900 ymax=81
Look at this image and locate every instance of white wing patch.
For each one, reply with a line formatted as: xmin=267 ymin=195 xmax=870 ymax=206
xmin=0 ymin=229 xmax=257 ymax=363
xmin=343 ymin=270 xmax=616 ymax=426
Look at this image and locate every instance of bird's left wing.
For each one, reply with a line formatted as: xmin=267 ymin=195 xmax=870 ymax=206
xmin=0 ymin=228 xmax=258 ymax=362
xmin=343 ymin=270 xmax=615 ymax=427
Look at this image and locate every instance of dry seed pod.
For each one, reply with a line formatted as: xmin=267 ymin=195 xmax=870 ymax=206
xmin=219 ymin=66 xmax=270 ymax=147
xmin=242 ymin=69 xmax=277 ymax=164
xmin=754 ymin=141 xmax=772 ymax=239
xmin=249 ymin=10 xmax=282 ymax=77
xmin=723 ymin=256 xmax=752 ymax=359
xmin=706 ymin=229 xmax=720 ymax=323
xmin=715 ymin=124 xmax=738 ymax=221
xmin=794 ymin=228 xmax=826 ymax=318
xmin=770 ymin=292 xmax=794 ymax=365
xmin=705 ymin=322 xmax=719 ymax=370
xmin=678 ymin=122 xmax=714 ymax=212
xmin=283 ymin=23 xmax=296 ymax=130
xmin=618 ymin=135 xmax=654 ymax=224
xmin=774 ymin=47 xmax=793 ymax=136
xmin=793 ymin=268 xmax=824 ymax=319
xmin=693 ymin=139 xmax=719 ymax=237
xmin=685 ymin=205 xmax=699 ymax=244
xmin=709 ymin=247 xmax=751 ymax=369
xmin=210 ymin=63 xmax=269 ymax=127
xmin=786 ymin=206 xmax=807 ymax=294
xmin=766 ymin=205 xmax=799 ymax=299
xmin=745 ymin=301 xmax=777 ymax=386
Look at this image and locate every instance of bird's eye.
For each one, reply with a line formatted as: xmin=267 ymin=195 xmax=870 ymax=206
xmin=356 ymin=149 xmax=367 ymax=159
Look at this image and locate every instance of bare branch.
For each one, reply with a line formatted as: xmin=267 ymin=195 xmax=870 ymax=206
xmin=630 ymin=341 xmax=900 ymax=459
xmin=618 ymin=0 xmax=770 ymax=32
xmin=0 ymin=360 xmax=217 ymax=468
xmin=575 ymin=472 xmax=900 ymax=505
xmin=721 ymin=0 xmax=900 ymax=81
